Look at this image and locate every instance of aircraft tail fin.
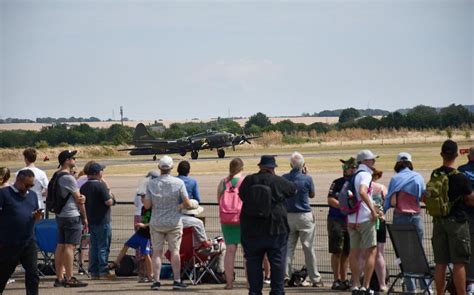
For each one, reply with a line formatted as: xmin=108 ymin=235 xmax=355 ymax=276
xmin=133 ymin=123 xmax=155 ymax=141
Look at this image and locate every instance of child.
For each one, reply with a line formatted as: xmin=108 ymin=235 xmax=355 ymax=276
xmin=109 ymin=197 xmax=153 ymax=282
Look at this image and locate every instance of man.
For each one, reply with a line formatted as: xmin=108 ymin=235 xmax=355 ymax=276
xmin=0 ymin=170 xmax=42 ymax=295
xmin=327 ymin=157 xmax=357 ymax=290
xmin=80 ymin=162 xmax=116 ymax=279
xmin=282 ymin=152 xmax=322 ymax=287
xmin=459 ymin=147 xmax=474 ymax=292
xmin=53 ymin=150 xmax=88 ymax=288
xmin=349 ymin=150 xmax=379 ymax=295
xmin=17 ymin=148 xmax=49 ymax=210
xmin=177 ymin=160 xmax=201 ymax=203
xmin=239 ymin=155 xmax=297 ymax=295
xmin=432 ymin=140 xmax=473 ymax=295
xmin=143 ymin=155 xmax=193 ymax=291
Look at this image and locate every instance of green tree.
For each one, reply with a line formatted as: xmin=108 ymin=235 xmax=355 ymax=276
xmin=244 ymin=112 xmax=272 ymax=130
xmin=338 ymin=108 xmax=360 ymax=123
xmin=274 ymin=120 xmax=296 ymax=133
xmin=405 ymin=105 xmax=439 ymax=129
xmin=440 ymin=104 xmax=471 ymax=128
xmin=356 ymin=116 xmax=380 ymax=130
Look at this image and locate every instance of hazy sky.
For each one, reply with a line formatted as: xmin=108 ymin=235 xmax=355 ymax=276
xmin=1 ymin=0 xmax=472 ymax=120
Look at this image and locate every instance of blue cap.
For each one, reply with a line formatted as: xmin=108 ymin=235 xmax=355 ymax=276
xmin=258 ymin=155 xmax=278 ymax=168
xmin=87 ymin=163 xmax=106 ymax=175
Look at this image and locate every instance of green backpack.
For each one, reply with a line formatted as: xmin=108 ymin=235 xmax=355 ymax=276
xmin=425 ymin=169 xmax=460 ymax=217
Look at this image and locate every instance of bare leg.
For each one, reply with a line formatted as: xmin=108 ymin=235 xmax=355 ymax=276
xmin=375 ymin=243 xmax=387 ymax=289
xmin=113 ymin=246 xmax=130 ymax=266
xmin=453 ymin=263 xmax=467 ymax=295
xmin=263 ymin=255 xmax=270 ymax=279
xmin=224 ymin=244 xmax=237 ymax=288
xmin=170 ymin=251 xmax=181 ymax=282
xmin=435 ymin=264 xmax=447 ymax=295
xmin=349 ymin=248 xmax=362 ymax=288
xmin=340 ymin=254 xmax=349 ymax=281
xmin=362 ymin=246 xmax=377 ymax=289
xmin=143 ymin=255 xmax=153 ymax=279
xmin=55 ymin=244 xmax=64 ymax=281
xmin=64 ymin=244 xmax=76 ymax=280
xmin=152 ymin=250 xmax=163 ymax=282
xmin=331 ymin=253 xmax=341 ymax=281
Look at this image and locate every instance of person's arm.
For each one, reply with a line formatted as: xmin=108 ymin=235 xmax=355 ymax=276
xmin=179 ymin=182 xmax=192 ymax=209
xmin=193 ymin=181 xmax=201 ymax=203
xmin=359 ymin=184 xmax=377 ymax=221
xmin=308 ymin=177 xmax=315 ymax=199
xmin=217 ymin=179 xmax=225 ymax=204
xmin=327 ymin=197 xmax=339 ymax=208
xmin=102 ymin=184 xmax=115 ymax=207
xmin=72 ymin=190 xmax=87 ymax=225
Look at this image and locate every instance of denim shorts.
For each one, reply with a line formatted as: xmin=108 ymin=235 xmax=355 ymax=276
xmin=56 ymin=216 xmax=82 ymax=245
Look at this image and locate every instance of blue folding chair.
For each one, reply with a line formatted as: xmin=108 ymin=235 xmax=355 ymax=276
xmin=35 ymin=219 xmax=58 ymax=276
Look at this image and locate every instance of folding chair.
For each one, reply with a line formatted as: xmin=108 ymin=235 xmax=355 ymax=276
xmin=35 ymin=219 xmax=58 ymax=276
xmin=165 ymin=227 xmax=223 ymax=285
xmin=386 ymin=223 xmax=434 ymax=294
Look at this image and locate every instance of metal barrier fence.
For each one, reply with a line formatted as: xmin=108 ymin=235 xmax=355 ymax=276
xmin=110 ymin=202 xmax=434 ymax=278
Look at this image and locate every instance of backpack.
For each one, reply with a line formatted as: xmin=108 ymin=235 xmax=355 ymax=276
xmin=219 ymin=178 xmax=243 ymax=224
xmin=425 ymin=169 xmax=460 ymax=217
xmin=339 ymin=170 xmax=365 ymax=216
xmin=241 ymin=183 xmax=273 ymax=218
xmin=45 ymin=171 xmax=70 ymax=214
xmin=115 ymin=255 xmax=137 ymax=277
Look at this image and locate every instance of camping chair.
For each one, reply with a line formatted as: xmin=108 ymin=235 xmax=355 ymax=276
xmin=387 ymin=223 xmax=434 ymax=294
xmin=165 ymin=227 xmax=223 ymax=285
xmin=35 ymin=219 xmax=58 ymax=276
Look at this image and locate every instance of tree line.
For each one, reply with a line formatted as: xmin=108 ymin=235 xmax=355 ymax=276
xmin=0 ymin=104 xmax=471 ymax=148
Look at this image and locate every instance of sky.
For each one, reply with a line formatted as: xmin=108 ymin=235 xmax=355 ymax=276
xmin=1 ymin=0 xmax=473 ymax=120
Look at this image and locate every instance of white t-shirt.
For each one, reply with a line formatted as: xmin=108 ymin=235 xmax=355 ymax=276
xmin=134 ymin=194 xmax=143 ymax=216
xmin=17 ymin=166 xmax=49 ymax=209
xmin=347 ymin=164 xmax=373 ymax=224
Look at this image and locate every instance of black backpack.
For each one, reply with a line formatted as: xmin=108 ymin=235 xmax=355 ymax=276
xmin=115 ymin=255 xmax=137 ymax=277
xmin=242 ymin=183 xmax=272 ymax=218
xmin=45 ymin=171 xmax=70 ymax=214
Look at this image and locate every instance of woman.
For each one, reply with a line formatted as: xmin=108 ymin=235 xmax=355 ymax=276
xmin=384 ymin=152 xmax=427 ymax=293
xmin=0 ymin=167 xmax=10 ymax=188
xmin=217 ymin=158 xmax=244 ymax=289
xmin=371 ymin=169 xmax=388 ymax=292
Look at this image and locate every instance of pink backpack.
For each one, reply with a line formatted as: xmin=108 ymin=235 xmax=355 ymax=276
xmin=219 ymin=177 xmax=244 ymax=225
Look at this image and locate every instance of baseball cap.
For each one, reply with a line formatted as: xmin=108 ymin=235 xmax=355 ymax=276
xmin=258 ymin=155 xmax=278 ymax=168
xmin=57 ymin=150 xmax=77 ymax=167
xmin=396 ymin=152 xmax=412 ymax=162
xmin=356 ymin=150 xmax=379 ymax=163
xmin=339 ymin=157 xmax=357 ymax=169
xmin=158 ymin=155 xmax=174 ymax=169
xmin=87 ymin=162 xmax=105 ymax=175
xmin=441 ymin=139 xmax=458 ymax=155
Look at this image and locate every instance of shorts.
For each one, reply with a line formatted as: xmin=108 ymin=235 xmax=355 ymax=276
xmin=150 ymin=224 xmax=182 ymax=253
xmin=377 ymin=220 xmax=387 ymax=243
xmin=56 ymin=216 xmax=82 ymax=245
xmin=348 ymin=220 xmax=377 ymax=249
xmin=327 ymin=217 xmax=350 ymax=255
xmin=125 ymin=233 xmax=151 ymax=255
xmin=432 ymin=219 xmax=470 ymax=264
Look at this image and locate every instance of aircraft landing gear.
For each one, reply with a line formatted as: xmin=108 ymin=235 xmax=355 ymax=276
xmin=191 ymin=151 xmax=199 ymax=160
xmin=153 ymin=155 xmax=157 ymax=161
xmin=217 ymin=149 xmax=225 ymax=159
xmin=180 ymin=151 xmax=186 ymax=157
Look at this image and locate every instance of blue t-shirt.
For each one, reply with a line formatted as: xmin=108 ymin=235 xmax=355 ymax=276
xmin=0 ymin=186 xmax=39 ymax=245
xmin=177 ymin=175 xmax=201 ymax=203
xmin=459 ymin=160 xmax=474 ymax=215
xmin=282 ymin=169 xmax=314 ymax=213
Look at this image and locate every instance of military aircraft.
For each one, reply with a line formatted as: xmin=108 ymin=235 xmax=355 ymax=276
xmin=120 ymin=123 xmax=259 ymax=160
